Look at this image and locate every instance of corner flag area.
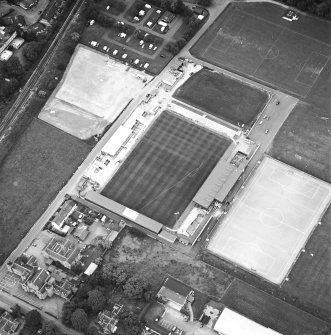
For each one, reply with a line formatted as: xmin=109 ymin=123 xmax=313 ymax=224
xmin=208 ymin=156 xmax=331 ymax=284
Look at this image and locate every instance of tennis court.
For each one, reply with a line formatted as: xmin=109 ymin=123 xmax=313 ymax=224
xmin=191 ymin=3 xmax=330 ymax=98
xmin=208 ymin=157 xmax=331 ymax=284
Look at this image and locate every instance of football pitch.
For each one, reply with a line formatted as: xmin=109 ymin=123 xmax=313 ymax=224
xmin=190 ymin=3 xmax=330 ymax=98
xmin=173 ymin=69 xmax=268 ymax=127
xmin=208 ymin=157 xmax=331 ymax=284
xmin=102 ymin=111 xmax=231 ymax=227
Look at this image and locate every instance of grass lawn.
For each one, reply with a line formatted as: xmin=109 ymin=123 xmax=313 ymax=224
xmin=102 ymin=111 xmax=231 ymax=227
xmin=281 ymin=204 xmax=331 ymax=322
xmin=268 ymin=102 xmax=330 ymax=183
xmin=174 ymin=69 xmax=268 ymax=126
xmin=105 ymin=227 xmax=233 ymax=308
xmin=221 ymin=280 xmax=329 ymax=335
xmin=0 ymin=119 xmax=90 ymax=264
xmin=190 ymin=2 xmax=330 ymax=98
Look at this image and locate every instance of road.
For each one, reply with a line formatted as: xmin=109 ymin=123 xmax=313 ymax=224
xmin=0 ymin=0 xmax=86 ymax=143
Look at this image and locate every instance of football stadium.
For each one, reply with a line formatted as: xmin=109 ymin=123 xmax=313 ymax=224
xmin=208 ymin=156 xmax=331 ymax=284
xmin=101 ymin=110 xmax=232 ymax=228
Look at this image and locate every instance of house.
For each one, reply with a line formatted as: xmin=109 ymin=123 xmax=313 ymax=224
xmin=84 ymin=262 xmax=98 ymax=276
xmin=11 ymin=37 xmax=24 ymax=49
xmin=22 ymin=268 xmax=50 ymax=300
xmin=157 ymin=277 xmax=194 ymax=311
xmin=43 ymin=237 xmax=80 ymax=269
xmin=73 ymin=224 xmax=89 ymax=241
xmin=98 ymin=307 xmax=121 ymax=334
xmin=0 ymin=26 xmax=17 ymax=54
xmin=0 ymin=311 xmax=20 ymax=335
xmin=51 ymin=200 xmax=77 ymax=229
xmin=7 ymin=254 xmax=38 ymax=282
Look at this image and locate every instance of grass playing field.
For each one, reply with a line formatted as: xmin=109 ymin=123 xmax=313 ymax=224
xmin=0 ymin=119 xmax=90 ymax=265
xmin=221 ymin=280 xmax=328 ymax=335
xmin=190 ymin=2 xmax=330 ymax=98
xmin=281 ymin=204 xmax=331 ymax=321
xmin=269 ymin=102 xmax=330 ymax=183
xmin=173 ymin=69 xmax=268 ymax=127
xmin=102 ymin=111 xmax=231 ymax=227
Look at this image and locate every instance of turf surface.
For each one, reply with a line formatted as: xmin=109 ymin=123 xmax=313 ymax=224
xmin=190 ymin=2 xmax=331 ymax=98
xmin=0 ymin=119 xmax=90 ymax=265
xmin=222 ymin=280 xmax=328 ymax=335
xmin=102 ymin=111 xmax=231 ymax=227
xmin=269 ymin=102 xmax=330 ymax=183
xmin=281 ymin=204 xmax=331 ymax=321
xmin=173 ymin=69 xmax=268 ymax=126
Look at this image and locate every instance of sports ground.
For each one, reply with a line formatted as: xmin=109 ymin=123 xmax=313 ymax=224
xmin=190 ymin=2 xmax=331 ymax=98
xmin=39 ymin=45 xmax=151 ymax=139
xmin=208 ymin=156 xmax=331 ymax=284
xmin=102 ymin=111 xmax=231 ymax=227
xmin=173 ymin=69 xmax=268 ymax=126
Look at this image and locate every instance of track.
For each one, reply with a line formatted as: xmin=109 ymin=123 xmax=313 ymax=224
xmin=0 ymin=0 xmax=85 ymax=143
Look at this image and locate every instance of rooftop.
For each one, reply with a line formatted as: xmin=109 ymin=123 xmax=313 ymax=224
xmin=44 ymin=237 xmax=80 ymax=264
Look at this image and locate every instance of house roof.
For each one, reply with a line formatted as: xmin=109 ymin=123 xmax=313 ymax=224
xmin=31 ymin=268 xmax=49 ymax=290
xmin=73 ymin=224 xmax=89 ymax=241
xmin=163 ymin=277 xmax=193 ymax=298
xmin=52 ymin=200 xmax=77 ymax=226
xmin=0 ymin=312 xmax=20 ymax=335
xmin=44 ymin=237 xmax=80 ymax=264
xmin=158 ymin=287 xmax=186 ymax=306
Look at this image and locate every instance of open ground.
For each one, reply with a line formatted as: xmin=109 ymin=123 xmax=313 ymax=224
xmin=173 ymin=68 xmax=268 ymax=126
xmin=208 ymin=156 xmax=331 ymax=284
xmin=0 ymin=119 xmax=90 ymax=265
xmin=39 ymin=45 xmax=151 ymax=140
xmin=221 ymin=280 xmax=329 ymax=335
xmin=190 ymin=2 xmax=331 ymax=98
xmin=105 ymin=227 xmax=233 ymax=315
xmin=102 ymin=111 xmax=231 ymax=227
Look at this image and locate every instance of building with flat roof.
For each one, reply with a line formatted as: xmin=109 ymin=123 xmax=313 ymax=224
xmin=0 ymin=26 xmax=17 ymax=55
xmin=214 ymin=308 xmax=282 ymax=335
xmin=43 ymin=237 xmax=80 ymax=269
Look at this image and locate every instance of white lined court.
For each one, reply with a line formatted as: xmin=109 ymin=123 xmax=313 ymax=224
xmin=208 ymin=156 xmax=331 ymax=284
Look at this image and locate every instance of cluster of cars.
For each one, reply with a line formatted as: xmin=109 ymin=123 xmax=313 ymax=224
xmin=89 ymin=40 xmax=150 ymax=69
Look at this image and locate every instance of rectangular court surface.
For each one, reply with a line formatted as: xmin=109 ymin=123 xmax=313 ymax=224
xmin=208 ymin=156 xmax=331 ymax=284
xmin=190 ymin=2 xmax=331 ymax=98
xmin=102 ymin=111 xmax=231 ymax=228
xmin=173 ymin=69 xmax=268 ymax=127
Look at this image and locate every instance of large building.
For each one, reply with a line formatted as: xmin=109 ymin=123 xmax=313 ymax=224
xmin=43 ymin=237 xmax=80 ymax=269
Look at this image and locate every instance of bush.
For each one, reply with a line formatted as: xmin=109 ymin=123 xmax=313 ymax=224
xmin=25 ymin=310 xmax=42 ymax=328
xmin=23 ymin=41 xmax=43 ymax=62
xmin=4 ymin=56 xmax=25 ymax=77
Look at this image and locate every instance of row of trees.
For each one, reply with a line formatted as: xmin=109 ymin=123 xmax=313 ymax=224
xmin=62 ymin=264 xmax=148 ymax=334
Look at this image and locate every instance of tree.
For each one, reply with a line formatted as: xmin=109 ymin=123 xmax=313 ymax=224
xmin=70 ymin=32 xmax=80 ymax=42
xmin=70 ymin=309 xmax=88 ymax=331
xmin=25 ymin=310 xmax=42 ymax=329
xmin=11 ymin=304 xmax=21 ymax=319
xmin=87 ymin=289 xmax=106 ymax=312
xmin=123 ymin=276 xmax=145 ymax=299
xmin=4 ymin=56 xmax=25 ymax=77
xmin=169 ymin=0 xmax=185 ymax=13
xmin=197 ymin=0 xmax=212 ymax=6
xmin=61 ymin=301 xmax=76 ymax=326
xmin=42 ymin=320 xmax=57 ymax=335
xmin=0 ymin=78 xmax=19 ymax=100
xmin=23 ymin=41 xmax=43 ymax=62
xmin=120 ymin=312 xmax=140 ymax=335
xmin=71 ymin=262 xmax=83 ymax=275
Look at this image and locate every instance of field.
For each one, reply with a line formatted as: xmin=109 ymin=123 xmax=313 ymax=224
xmin=281 ymin=204 xmax=331 ymax=321
xmin=269 ymin=102 xmax=331 ymax=183
xmin=173 ymin=69 xmax=268 ymax=126
xmin=102 ymin=111 xmax=231 ymax=227
xmin=39 ymin=45 xmax=151 ymax=140
xmin=105 ymin=227 xmax=233 ymax=312
xmin=221 ymin=280 xmax=329 ymax=335
xmin=208 ymin=157 xmax=331 ymax=284
xmin=0 ymin=119 xmax=90 ymax=265
xmin=190 ymin=2 xmax=331 ymax=98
